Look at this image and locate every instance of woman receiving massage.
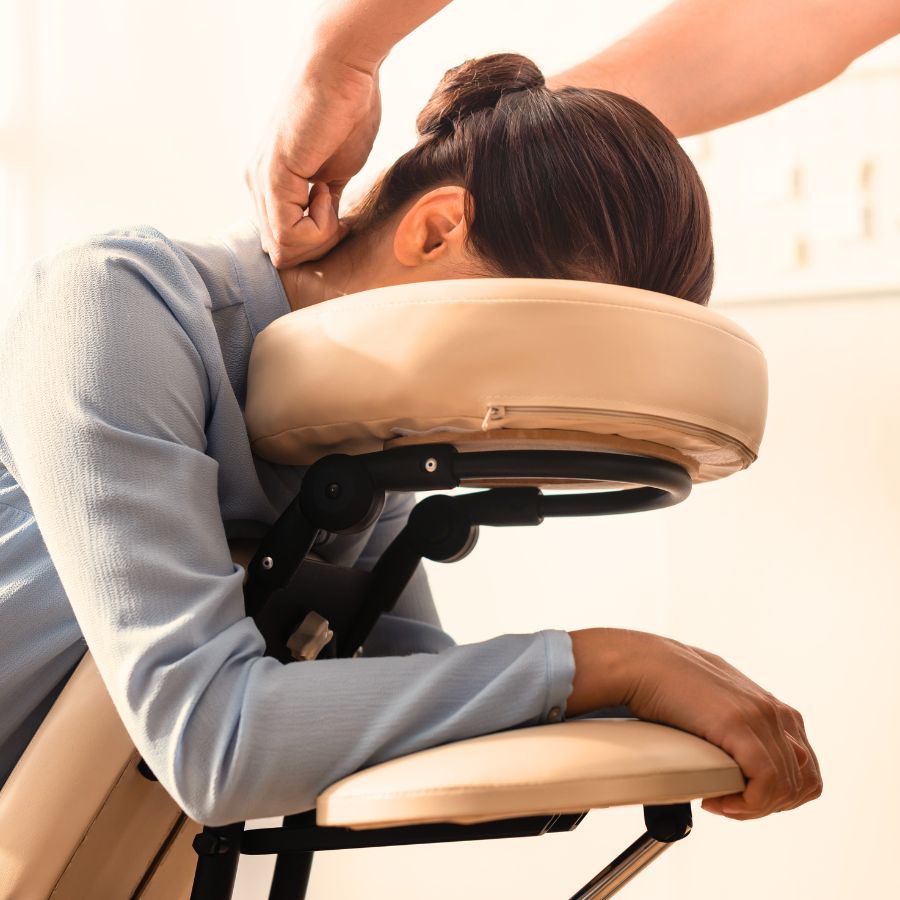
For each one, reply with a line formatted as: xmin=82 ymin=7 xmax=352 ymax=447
xmin=0 ymin=52 xmax=821 ymax=828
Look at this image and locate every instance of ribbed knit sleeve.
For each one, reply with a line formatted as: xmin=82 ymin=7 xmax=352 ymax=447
xmin=0 ymin=230 xmax=575 ymax=825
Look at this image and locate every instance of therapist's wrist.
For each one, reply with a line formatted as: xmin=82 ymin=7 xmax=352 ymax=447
xmin=309 ymin=17 xmax=389 ymax=76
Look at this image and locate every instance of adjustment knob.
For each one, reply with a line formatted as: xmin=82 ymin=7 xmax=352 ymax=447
xmin=300 ymin=454 xmax=386 ymax=533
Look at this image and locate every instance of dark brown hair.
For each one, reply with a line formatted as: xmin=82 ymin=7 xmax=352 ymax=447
xmin=346 ymin=53 xmax=714 ymax=305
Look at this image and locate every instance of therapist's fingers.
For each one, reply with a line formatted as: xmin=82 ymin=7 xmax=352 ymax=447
xmin=286 ymin=181 xmax=348 ymax=264
xmin=328 ymin=180 xmax=348 ymax=215
xmin=246 ymin=57 xmax=381 ymax=267
xmin=252 ymin=153 xmax=351 ymax=269
xmin=249 ymin=145 xmax=347 ymax=269
xmin=263 ymin=155 xmax=314 ymax=267
xmin=247 ymin=164 xmax=277 ymax=260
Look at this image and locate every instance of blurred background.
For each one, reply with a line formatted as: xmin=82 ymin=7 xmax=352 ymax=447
xmin=1 ymin=0 xmax=898 ymax=897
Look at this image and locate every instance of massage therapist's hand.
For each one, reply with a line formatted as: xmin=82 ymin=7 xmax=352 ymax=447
xmin=568 ymin=628 xmax=822 ymax=820
xmin=246 ymin=51 xmax=381 ymax=267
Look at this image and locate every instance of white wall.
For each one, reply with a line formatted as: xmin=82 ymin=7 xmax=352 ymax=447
xmin=2 ymin=1 xmax=898 ymax=897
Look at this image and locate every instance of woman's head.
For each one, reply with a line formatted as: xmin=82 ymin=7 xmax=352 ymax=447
xmin=340 ymin=52 xmax=713 ymax=305
xmin=283 ymin=53 xmax=714 ymax=311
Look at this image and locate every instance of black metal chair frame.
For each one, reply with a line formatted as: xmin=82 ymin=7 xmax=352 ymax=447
xmin=187 ymin=443 xmax=695 ymax=900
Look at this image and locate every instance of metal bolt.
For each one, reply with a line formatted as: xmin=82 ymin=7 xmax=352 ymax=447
xmin=424 ymin=457 xmax=438 ymax=473
xmin=326 ymin=482 xmax=342 ymax=499
xmin=261 ymin=556 xmax=274 ymax=570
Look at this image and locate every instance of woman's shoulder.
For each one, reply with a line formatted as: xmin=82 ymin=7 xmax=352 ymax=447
xmin=30 ymin=224 xmax=202 ymax=291
xmin=2 ymin=225 xmax=220 ymax=376
xmin=11 ymin=225 xmax=213 ymax=327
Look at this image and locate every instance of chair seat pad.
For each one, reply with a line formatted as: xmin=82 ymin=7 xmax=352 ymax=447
xmin=245 ymin=278 xmax=767 ymax=484
xmin=316 ymin=719 xmax=744 ymax=829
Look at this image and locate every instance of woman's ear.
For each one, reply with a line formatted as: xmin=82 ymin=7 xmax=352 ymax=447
xmin=393 ymin=186 xmax=471 ymax=267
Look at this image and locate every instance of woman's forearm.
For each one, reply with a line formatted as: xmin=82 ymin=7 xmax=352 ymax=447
xmin=547 ymin=0 xmax=900 ymax=136
xmin=311 ymin=0 xmax=454 ymax=72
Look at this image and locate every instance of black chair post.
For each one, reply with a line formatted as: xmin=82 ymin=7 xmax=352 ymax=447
xmin=190 ymin=822 xmax=246 ymax=900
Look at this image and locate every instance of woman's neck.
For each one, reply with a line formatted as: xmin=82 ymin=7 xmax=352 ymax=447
xmin=277 ymin=233 xmax=376 ymax=312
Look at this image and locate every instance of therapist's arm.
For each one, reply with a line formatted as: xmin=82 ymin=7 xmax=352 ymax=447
xmin=248 ymin=0 xmax=453 ymax=267
xmin=547 ymin=0 xmax=900 ymax=136
xmin=309 ymin=0 xmax=453 ymax=71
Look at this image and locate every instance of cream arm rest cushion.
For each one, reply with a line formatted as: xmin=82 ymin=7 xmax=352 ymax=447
xmin=317 ymin=719 xmax=744 ymax=829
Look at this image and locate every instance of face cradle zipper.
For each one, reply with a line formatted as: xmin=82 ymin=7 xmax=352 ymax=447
xmin=481 ymin=405 xmax=507 ymax=430
xmin=480 ymin=403 xmax=753 ymax=461
xmin=482 ymin=404 xmax=662 ymax=431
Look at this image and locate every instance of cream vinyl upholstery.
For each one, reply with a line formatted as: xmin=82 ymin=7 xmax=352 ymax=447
xmin=318 ymin=720 xmax=744 ymax=830
xmin=1 ymin=278 xmax=762 ymax=896
xmin=0 ymin=547 xmax=279 ymax=898
xmin=0 ymin=655 xmax=744 ymax=895
xmin=0 ymin=652 xmax=200 ymax=900
xmin=245 ymin=278 xmax=768 ymax=484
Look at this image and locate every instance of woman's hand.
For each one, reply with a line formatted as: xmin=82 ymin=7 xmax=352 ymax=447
xmin=568 ymin=627 xmax=823 ymax=820
xmin=246 ymin=53 xmax=382 ymax=268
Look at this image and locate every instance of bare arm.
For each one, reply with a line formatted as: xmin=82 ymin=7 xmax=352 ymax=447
xmin=310 ymin=0 xmax=454 ymax=71
xmin=546 ymin=0 xmax=900 ymax=136
xmin=248 ymin=0 xmax=453 ymax=267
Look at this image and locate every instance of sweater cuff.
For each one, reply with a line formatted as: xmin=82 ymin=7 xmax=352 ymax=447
xmin=539 ymin=629 xmax=576 ymax=724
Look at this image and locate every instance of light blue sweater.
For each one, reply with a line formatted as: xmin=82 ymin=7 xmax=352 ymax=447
xmin=0 ymin=221 xmax=575 ymax=825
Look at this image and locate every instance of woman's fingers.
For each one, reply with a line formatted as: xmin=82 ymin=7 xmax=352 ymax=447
xmin=697 ymin=693 xmax=821 ymax=819
xmin=715 ymin=716 xmax=794 ymax=818
xmin=779 ymin=715 xmax=824 ymax=810
xmin=629 ymin=636 xmax=819 ymax=820
xmin=787 ymin=731 xmax=809 ymax=767
xmin=569 ymin=629 xmax=823 ymax=823
xmin=687 ymin=645 xmax=819 ymax=817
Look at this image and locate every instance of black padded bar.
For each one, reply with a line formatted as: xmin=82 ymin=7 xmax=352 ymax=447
xmin=538 ymin=486 xmax=680 ymax=517
xmin=453 ymin=450 xmax=691 ymax=502
xmin=360 ymin=445 xmax=692 ymax=514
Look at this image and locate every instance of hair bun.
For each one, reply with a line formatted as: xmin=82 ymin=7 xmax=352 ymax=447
xmin=416 ymin=53 xmax=545 ymax=139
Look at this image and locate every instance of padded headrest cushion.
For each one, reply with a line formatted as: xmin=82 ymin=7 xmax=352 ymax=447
xmin=246 ymin=278 xmax=767 ymax=483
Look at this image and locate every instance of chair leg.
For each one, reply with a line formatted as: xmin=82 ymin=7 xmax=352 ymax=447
xmin=568 ymin=832 xmax=674 ymax=899
xmin=568 ymin=804 xmax=692 ymax=900
xmin=267 ymin=849 xmax=314 ymax=900
xmin=189 ymin=822 xmax=246 ymax=900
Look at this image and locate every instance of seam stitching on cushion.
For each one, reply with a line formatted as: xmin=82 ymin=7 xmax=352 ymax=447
xmin=50 ymin=752 xmax=138 ymax=894
xmin=249 ymin=413 xmax=755 ymax=455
